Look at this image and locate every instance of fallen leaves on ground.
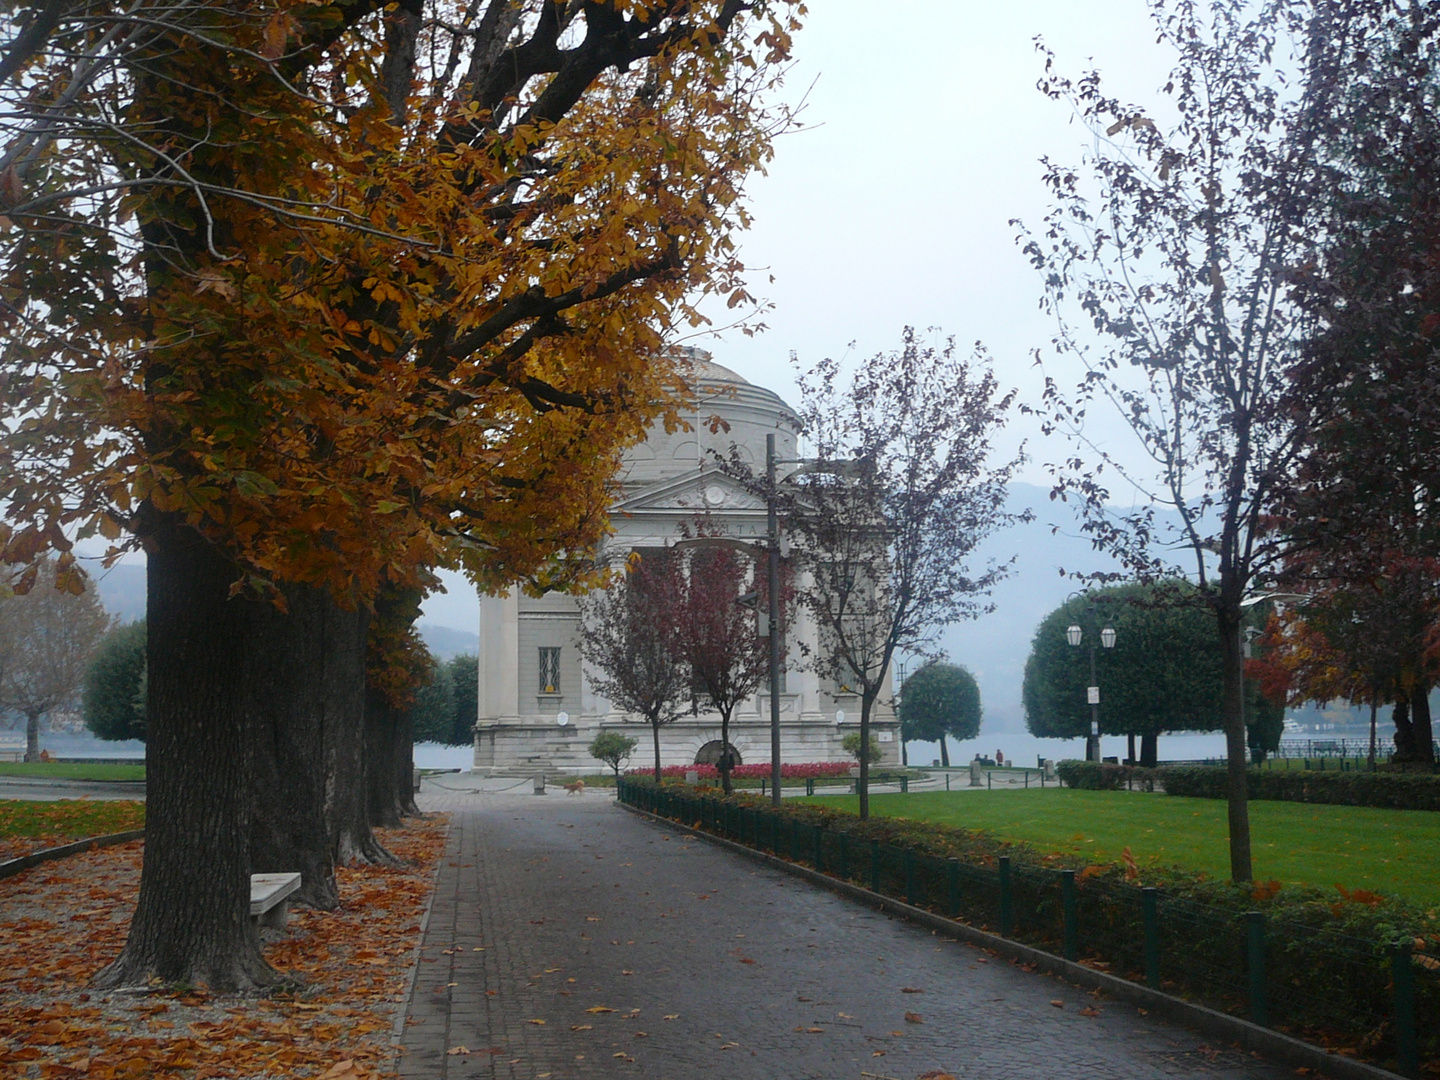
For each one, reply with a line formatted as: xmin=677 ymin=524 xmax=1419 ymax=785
xmin=0 ymin=814 xmax=447 ymax=1078
xmin=903 ymin=1012 xmax=923 ymax=1024
xmin=0 ymin=799 xmax=146 ymax=861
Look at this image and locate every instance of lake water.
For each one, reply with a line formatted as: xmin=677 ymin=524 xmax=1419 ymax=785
xmin=906 ymin=731 xmax=1231 ymax=768
xmin=41 ymin=731 xmax=1233 ymax=772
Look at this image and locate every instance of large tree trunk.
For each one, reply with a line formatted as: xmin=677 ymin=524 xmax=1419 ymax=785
xmin=1411 ymin=682 xmax=1435 ymax=765
xmin=651 ymin=721 xmax=662 ymax=779
xmin=326 ymin=607 xmax=396 ymax=867
xmin=1393 ymin=695 xmax=1416 ymax=760
xmin=395 ymin=705 xmax=419 ymax=818
xmin=94 ymin=514 xmax=281 ymax=991
xmin=364 ymin=687 xmax=404 ymax=829
xmin=22 ymin=710 xmax=40 ymax=762
xmin=1217 ymin=605 xmax=1253 ymax=883
xmin=248 ymin=585 xmax=341 ymax=911
xmin=939 ymin=737 xmax=950 ymax=768
xmin=1140 ymin=732 xmax=1158 ymax=768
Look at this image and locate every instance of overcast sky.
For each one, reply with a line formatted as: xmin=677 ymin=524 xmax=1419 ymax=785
xmin=422 ymin=0 xmax=1180 ymax=630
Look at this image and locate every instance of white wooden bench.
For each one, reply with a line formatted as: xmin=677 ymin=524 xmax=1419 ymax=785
xmin=250 ymin=873 xmax=302 ymax=931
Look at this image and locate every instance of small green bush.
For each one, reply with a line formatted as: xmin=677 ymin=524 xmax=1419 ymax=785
xmin=841 ymin=732 xmax=882 ymax=764
xmin=1160 ymin=765 xmax=1440 ymax=811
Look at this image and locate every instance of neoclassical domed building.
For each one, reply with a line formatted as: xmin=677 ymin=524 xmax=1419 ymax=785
xmin=472 ymin=349 xmax=901 ymax=774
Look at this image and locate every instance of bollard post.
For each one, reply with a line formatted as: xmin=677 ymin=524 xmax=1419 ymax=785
xmin=987 ymin=770 xmax=992 ymax=790
xmin=1142 ymin=887 xmax=1160 ymax=989
xmin=761 ymin=777 xmax=767 ymax=799
xmin=946 ymin=773 xmax=951 ymax=792
xmin=1061 ymin=870 xmax=1078 ymax=961
xmin=999 ymin=856 xmax=1013 ymax=937
xmin=1392 ymin=940 xmax=1418 ymax=1077
xmin=904 ymin=849 xmax=917 ymax=906
xmin=947 ymin=859 xmax=960 ymax=917
xmin=870 ymin=841 xmax=881 ymax=893
xmin=1246 ymin=911 xmax=1268 ymax=1027
xmin=901 ymin=776 xmax=909 ymax=793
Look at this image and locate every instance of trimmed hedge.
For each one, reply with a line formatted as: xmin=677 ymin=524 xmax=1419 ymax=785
xmin=1160 ymin=765 xmax=1440 ymax=812
xmin=619 ymin=776 xmax=1440 ymax=1073
xmin=1055 ymin=759 xmax=1159 ymax=792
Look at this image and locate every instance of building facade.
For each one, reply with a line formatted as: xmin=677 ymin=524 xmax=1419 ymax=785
xmin=472 ymin=350 xmax=901 ymax=774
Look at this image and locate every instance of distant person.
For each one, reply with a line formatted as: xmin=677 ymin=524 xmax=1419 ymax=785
xmin=995 ymin=749 xmax=1004 ymax=767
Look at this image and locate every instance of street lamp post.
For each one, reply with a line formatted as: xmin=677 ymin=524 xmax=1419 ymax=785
xmin=1067 ymin=602 xmax=1116 ymax=762
xmin=767 ymin=434 xmax=782 ymax=807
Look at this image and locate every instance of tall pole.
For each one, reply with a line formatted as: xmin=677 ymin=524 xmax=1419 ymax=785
xmin=767 ymin=434 xmax=782 ymax=807
xmin=1088 ymin=633 xmax=1099 ymax=763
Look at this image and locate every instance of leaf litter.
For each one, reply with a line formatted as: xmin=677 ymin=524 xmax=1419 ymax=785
xmin=0 ymin=814 xmax=448 ymax=1078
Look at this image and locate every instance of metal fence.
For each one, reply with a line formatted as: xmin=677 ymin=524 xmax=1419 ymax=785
xmin=619 ymin=778 xmax=1439 ymax=1077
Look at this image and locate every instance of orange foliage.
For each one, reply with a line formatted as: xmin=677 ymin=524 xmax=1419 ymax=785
xmin=0 ymin=2 xmax=805 ymax=605
xmin=0 ymin=817 xmax=447 ymax=1078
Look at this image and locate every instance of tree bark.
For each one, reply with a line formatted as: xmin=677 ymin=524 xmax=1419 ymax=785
xmin=1140 ymin=732 xmax=1158 ymax=768
xmin=718 ymin=707 xmax=733 ymax=795
xmin=939 ymin=737 xmax=950 ymax=768
xmin=23 ymin=709 xmax=40 ymax=762
xmin=1393 ymin=695 xmax=1416 ymax=760
xmin=857 ymin=693 xmax=873 ymax=821
xmin=1218 ymin=606 xmax=1253 ymax=883
xmin=395 ymin=704 xmax=419 ymax=818
xmin=326 ymin=608 xmax=397 ymax=867
xmin=1410 ymin=682 xmax=1435 ymax=765
xmin=94 ymin=513 xmax=281 ymax=991
xmin=247 ymin=585 xmax=341 ymax=911
xmin=364 ymin=687 xmax=404 ymax=829
xmin=651 ymin=720 xmax=662 ymax=779
xmin=1127 ymin=733 xmax=1136 ymax=765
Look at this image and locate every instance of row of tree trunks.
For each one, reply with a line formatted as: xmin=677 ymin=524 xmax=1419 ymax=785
xmin=95 ymin=515 xmax=279 ymax=990
xmin=96 ymin=516 xmax=416 ymax=990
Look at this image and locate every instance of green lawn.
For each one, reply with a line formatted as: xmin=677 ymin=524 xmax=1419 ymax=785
xmin=0 ymin=798 xmax=145 ymax=842
xmin=0 ymin=761 xmax=145 ymax=781
xmin=807 ymin=788 xmax=1440 ymax=907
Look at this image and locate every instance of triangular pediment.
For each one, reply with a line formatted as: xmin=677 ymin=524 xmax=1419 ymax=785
xmin=612 ymin=469 xmax=766 ymax=515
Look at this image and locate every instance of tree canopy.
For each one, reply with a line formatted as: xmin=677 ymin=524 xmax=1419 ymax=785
xmin=82 ymin=620 xmax=147 ymax=743
xmin=898 ymin=662 xmax=980 ymax=768
xmin=1022 ymin=583 xmax=1275 ymax=764
xmin=0 ymin=559 xmax=112 ymax=759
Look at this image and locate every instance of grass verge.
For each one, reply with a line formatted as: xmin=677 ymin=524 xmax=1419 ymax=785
xmin=0 ymin=800 xmax=146 ymax=862
xmin=804 ymin=787 xmax=1440 ymax=907
xmin=0 ymin=762 xmax=145 ymax=782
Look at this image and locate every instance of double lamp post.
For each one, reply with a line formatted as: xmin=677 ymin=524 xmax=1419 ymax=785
xmin=1066 ymin=605 xmax=1116 ymax=762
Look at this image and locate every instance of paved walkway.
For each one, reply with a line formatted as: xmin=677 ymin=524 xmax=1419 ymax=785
xmin=400 ymin=788 xmax=1293 ymax=1080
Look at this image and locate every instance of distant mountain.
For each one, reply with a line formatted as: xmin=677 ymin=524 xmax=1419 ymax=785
xmin=933 ymin=482 xmax=1366 ymax=735
xmin=418 ymin=622 xmax=478 ymax=660
xmin=934 ymin=482 xmax=1122 ymax=733
xmin=91 ymin=562 xmax=146 ymax=624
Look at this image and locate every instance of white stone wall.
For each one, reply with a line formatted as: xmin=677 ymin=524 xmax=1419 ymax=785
xmin=472 ymin=352 xmax=902 ymax=775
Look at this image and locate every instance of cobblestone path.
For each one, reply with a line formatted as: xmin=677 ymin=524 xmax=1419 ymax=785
xmin=398 ymin=793 xmax=1294 ymax=1080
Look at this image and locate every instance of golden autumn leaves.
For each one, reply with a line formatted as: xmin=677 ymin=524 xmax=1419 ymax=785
xmin=0 ymin=0 xmax=804 ymax=611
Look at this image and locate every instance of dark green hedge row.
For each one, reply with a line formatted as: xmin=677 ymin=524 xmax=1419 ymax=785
xmin=1159 ymin=764 xmax=1440 ymax=811
xmin=1055 ymin=760 xmax=1159 ymax=791
xmin=617 ymin=776 xmax=1439 ymax=1073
